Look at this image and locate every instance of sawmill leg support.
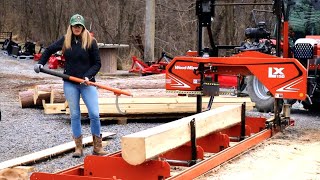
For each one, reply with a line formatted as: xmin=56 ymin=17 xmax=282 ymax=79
xmin=274 ymin=98 xmax=281 ymax=129
xmin=240 ymin=102 xmax=246 ymax=141
xmin=190 ymin=118 xmax=197 ymax=166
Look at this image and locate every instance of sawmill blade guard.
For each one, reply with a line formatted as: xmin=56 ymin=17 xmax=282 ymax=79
xmin=165 ymin=50 xmax=307 ymax=117
xmin=165 ymin=51 xmax=307 ymax=101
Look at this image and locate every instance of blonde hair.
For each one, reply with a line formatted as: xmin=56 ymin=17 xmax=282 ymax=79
xmin=63 ymin=25 xmax=93 ymax=51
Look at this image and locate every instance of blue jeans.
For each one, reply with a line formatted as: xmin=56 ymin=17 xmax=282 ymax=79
xmin=63 ymin=81 xmax=101 ymax=138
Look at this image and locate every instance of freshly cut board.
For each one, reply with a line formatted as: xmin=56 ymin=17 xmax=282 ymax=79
xmin=0 ymin=132 xmax=115 ymax=170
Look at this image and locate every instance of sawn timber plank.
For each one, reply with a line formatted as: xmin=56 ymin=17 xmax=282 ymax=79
xmin=42 ymin=100 xmax=67 ymax=114
xmin=71 ymin=102 xmax=254 ymax=115
xmin=0 ymin=132 xmax=115 ymax=170
xmin=91 ymin=96 xmax=252 ymax=104
xmin=64 ymin=96 xmax=254 ymax=115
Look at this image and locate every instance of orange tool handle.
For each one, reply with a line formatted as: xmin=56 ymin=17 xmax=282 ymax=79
xmin=40 ymin=68 xmax=132 ymax=96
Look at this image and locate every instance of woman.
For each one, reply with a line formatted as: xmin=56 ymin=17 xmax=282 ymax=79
xmin=34 ymin=14 xmax=107 ymax=157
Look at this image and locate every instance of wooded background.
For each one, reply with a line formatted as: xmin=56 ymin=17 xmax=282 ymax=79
xmin=0 ymin=0 xmax=273 ymax=69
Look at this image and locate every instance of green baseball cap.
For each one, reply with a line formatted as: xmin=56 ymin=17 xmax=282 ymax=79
xmin=70 ymin=14 xmax=86 ymax=29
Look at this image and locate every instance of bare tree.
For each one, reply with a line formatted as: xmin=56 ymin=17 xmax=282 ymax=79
xmin=0 ymin=0 xmax=274 ymax=67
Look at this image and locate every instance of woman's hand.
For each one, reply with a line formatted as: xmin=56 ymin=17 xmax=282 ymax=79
xmin=81 ymin=77 xmax=90 ymax=85
xmin=34 ymin=64 xmax=43 ymax=73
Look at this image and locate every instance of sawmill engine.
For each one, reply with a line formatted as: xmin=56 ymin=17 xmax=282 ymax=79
xmin=237 ymin=21 xmax=276 ymax=55
xmin=292 ymin=38 xmax=320 ymax=109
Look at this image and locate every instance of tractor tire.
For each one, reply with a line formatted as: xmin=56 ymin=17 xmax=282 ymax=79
xmin=302 ymin=101 xmax=320 ymax=112
xmin=246 ymin=76 xmax=280 ymax=112
xmin=238 ymin=75 xmax=247 ymax=96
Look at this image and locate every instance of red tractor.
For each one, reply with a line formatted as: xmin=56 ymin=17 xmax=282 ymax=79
xmin=129 ymin=52 xmax=173 ymax=76
xmin=34 ymin=44 xmax=65 ymax=69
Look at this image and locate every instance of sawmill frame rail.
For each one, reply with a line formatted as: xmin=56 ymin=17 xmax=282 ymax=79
xmin=30 ymin=103 xmax=293 ymax=180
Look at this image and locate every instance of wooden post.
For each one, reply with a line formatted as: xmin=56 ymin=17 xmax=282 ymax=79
xmin=144 ymin=0 xmax=155 ymax=62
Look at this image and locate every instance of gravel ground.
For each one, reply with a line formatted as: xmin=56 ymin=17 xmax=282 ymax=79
xmin=1 ymin=50 xmax=320 ymax=179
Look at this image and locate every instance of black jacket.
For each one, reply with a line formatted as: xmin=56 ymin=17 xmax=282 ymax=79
xmin=38 ymin=36 xmax=101 ymax=83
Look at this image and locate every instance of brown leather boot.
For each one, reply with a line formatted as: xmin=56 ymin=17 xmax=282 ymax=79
xmin=92 ymin=134 xmax=108 ymax=155
xmin=72 ymin=135 xmax=83 ymax=158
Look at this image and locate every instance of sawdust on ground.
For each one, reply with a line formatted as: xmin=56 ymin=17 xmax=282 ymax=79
xmin=196 ymin=128 xmax=320 ymax=180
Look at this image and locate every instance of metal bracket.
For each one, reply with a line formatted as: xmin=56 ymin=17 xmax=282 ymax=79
xmin=189 ymin=118 xmax=198 ymax=166
xmin=240 ymin=102 xmax=246 ymax=141
xmin=164 ymin=118 xmax=198 ymax=167
xmin=115 ymin=95 xmax=125 ymax=115
xmin=206 ymin=96 xmax=214 ymax=111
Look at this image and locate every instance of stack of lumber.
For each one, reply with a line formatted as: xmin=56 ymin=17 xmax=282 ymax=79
xmin=64 ymin=96 xmax=254 ymax=116
xmin=18 ymin=82 xmax=255 ymax=121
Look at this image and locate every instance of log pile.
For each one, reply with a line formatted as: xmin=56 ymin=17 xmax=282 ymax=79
xmin=18 ymin=89 xmax=36 ymax=108
xmin=18 ymin=84 xmax=64 ymax=108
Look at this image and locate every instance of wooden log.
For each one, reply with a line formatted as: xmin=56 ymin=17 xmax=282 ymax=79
xmin=107 ymin=79 xmax=165 ymax=89
xmin=0 ymin=168 xmax=28 ymax=180
xmin=34 ymin=84 xmax=63 ymax=95
xmin=50 ymin=89 xmax=65 ymax=103
xmin=121 ymin=105 xmax=242 ymax=165
xmin=33 ymin=91 xmax=51 ymax=106
xmin=13 ymin=166 xmax=35 ymax=173
xmin=18 ymin=90 xmax=35 ymax=108
xmin=101 ymin=74 xmax=166 ymax=89
xmin=33 ymin=84 xmax=63 ymax=106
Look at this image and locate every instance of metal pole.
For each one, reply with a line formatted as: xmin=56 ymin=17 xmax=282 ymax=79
xmin=190 ymin=118 xmax=197 ymax=166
